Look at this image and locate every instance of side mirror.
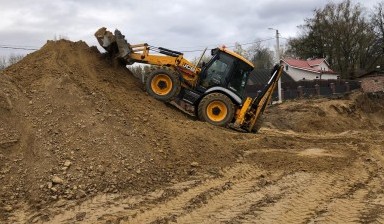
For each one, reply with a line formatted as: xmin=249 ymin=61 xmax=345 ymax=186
xmin=201 ymin=61 xmax=206 ymax=68
xmin=211 ymin=48 xmax=219 ymax=56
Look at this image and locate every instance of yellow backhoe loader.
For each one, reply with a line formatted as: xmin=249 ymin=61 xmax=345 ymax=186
xmin=95 ymin=27 xmax=283 ymax=132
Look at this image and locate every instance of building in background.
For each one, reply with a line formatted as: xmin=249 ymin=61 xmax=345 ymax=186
xmin=281 ymin=58 xmax=338 ymax=81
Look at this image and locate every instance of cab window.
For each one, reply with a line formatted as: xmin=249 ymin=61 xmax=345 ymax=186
xmin=228 ymin=61 xmax=252 ymax=97
xmin=200 ymin=53 xmax=234 ymax=88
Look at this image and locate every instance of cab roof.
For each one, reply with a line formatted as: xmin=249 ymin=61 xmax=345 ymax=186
xmin=218 ymin=46 xmax=254 ymax=68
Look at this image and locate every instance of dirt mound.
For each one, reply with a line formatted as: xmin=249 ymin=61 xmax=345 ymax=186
xmin=264 ymin=92 xmax=384 ymax=133
xmin=1 ymin=40 xmax=384 ymax=222
xmin=0 ymin=40 xmax=242 ymax=219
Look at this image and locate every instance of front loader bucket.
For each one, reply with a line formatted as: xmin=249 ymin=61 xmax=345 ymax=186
xmin=94 ymin=27 xmax=132 ymax=58
xmin=95 ymin=27 xmax=116 ymax=52
xmin=113 ymin=29 xmax=132 ymax=58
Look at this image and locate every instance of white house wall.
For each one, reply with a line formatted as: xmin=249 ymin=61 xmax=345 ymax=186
xmin=282 ymin=62 xmax=338 ymax=81
xmin=312 ymin=61 xmax=330 ymax=72
xmin=321 ymin=73 xmax=339 ymax=80
xmin=285 ymin=67 xmax=318 ymax=81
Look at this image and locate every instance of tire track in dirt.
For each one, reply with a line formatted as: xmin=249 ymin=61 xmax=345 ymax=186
xmin=308 ymin=168 xmax=383 ymax=223
xmin=174 ymin=171 xmax=310 ymax=224
xmin=308 ymin=187 xmax=368 ymax=223
xmin=358 ymin=145 xmax=384 ymax=224
xmin=36 ymin=179 xmax=205 ymax=223
xmin=15 ymin=164 xmax=271 ymax=223
xmin=232 ymin=163 xmax=370 ymax=224
xmin=124 ymin=164 xmax=266 ymax=224
xmin=300 ymin=149 xmax=375 ymax=224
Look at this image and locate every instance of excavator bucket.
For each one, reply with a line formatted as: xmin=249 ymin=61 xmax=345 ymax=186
xmin=94 ymin=27 xmax=132 ymax=58
xmin=233 ymin=65 xmax=284 ymax=132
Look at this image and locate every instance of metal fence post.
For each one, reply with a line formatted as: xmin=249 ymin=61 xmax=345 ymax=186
xmin=315 ymin=84 xmax=320 ymax=96
xmin=330 ymin=83 xmax=336 ymax=94
xmin=345 ymin=81 xmax=350 ymax=92
xmin=297 ymin=86 xmax=303 ymax=98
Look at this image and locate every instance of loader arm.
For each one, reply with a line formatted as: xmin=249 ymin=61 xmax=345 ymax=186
xmin=95 ymin=27 xmax=200 ymax=85
xmin=234 ymin=65 xmax=284 ymax=132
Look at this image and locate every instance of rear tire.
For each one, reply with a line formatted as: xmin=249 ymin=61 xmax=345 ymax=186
xmin=145 ymin=68 xmax=181 ymax=102
xmin=198 ymin=93 xmax=235 ymax=127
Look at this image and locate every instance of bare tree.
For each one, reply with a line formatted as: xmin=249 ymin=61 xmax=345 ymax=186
xmin=371 ymin=1 xmax=384 ymax=69
xmin=246 ymin=41 xmax=274 ymax=69
xmin=190 ymin=54 xmax=211 ymax=67
xmin=233 ymin=42 xmax=248 ymax=58
xmin=53 ymin=34 xmax=69 ymax=41
xmin=8 ymin=54 xmax=24 ymax=66
xmin=0 ymin=56 xmax=7 ymax=70
xmin=287 ymin=0 xmax=377 ymax=79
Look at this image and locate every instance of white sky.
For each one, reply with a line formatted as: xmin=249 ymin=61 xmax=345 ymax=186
xmin=0 ymin=0 xmax=382 ymax=59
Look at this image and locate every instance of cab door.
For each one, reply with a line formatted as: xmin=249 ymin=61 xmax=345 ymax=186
xmin=199 ymin=53 xmax=235 ymax=89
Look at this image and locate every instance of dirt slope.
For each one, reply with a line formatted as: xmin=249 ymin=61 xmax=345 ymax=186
xmin=0 ymin=40 xmax=242 ymax=219
xmin=1 ymin=40 xmax=383 ymax=223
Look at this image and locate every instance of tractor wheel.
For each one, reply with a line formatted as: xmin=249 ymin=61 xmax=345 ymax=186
xmin=198 ymin=93 xmax=235 ymax=127
xmin=145 ymin=68 xmax=181 ymax=102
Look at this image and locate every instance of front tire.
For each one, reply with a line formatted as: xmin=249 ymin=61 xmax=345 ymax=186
xmin=198 ymin=93 xmax=235 ymax=127
xmin=145 ymin=68 xmax=181 ymax=102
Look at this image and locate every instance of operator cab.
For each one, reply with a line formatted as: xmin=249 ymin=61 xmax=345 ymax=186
xmin=199 ymin=47 xmax=254 ymax=98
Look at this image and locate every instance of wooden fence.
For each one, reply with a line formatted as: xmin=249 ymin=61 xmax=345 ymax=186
xmin=245 ymin=80 xmax=361 ymax=101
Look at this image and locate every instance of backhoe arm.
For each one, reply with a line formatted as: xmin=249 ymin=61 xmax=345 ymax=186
xmin=234 ymin=65 xmax=284 ymax=132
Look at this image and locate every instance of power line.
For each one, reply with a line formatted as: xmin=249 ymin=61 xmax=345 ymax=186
xmin=178 ymin=37 xmax=276 ymax=53
xmin=0 ymin=35 xmax=286 ymax=53
xmin=0 ymin=45 xmax=38 ymax=51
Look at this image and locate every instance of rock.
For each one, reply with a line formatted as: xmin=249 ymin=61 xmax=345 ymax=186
xmin=76 ymin=212 xmax=86 ymax=221
xmin=76 ymin=189 xmax=86 ymax=198
xmin=3 ymin=205 xmax=13 ymax=212
xmin=190 ymin=162 xmax=199 ymax=167
xmin=47 ymin=182 xmax=53 ymax=189
xmin=64 ymin=160 xmax=72 ymax=167
xmin=31 ymin=216 xmax=40 ymax=223
xmin=52 ymin=176 xmax=64 ymax=184
xmin=55 ymin=199 xmax=67 ymax=208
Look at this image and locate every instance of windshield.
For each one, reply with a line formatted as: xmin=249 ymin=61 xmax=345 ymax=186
xmin=200 ymin=53 xmax=234 ymax=88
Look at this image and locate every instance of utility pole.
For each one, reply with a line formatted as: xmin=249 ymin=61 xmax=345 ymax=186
xmin=269 ymin=28 xmax=282 ymax=103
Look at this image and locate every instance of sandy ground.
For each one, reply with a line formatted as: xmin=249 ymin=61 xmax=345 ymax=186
xmin=1 ymin=40 xmax=383 ymax=223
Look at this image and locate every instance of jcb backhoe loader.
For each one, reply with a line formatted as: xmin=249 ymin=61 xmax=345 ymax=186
xmin=95 ymin=27 xmax=283 ymax=132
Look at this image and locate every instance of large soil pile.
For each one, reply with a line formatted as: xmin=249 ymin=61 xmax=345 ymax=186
xmin=1 ymin=40 xmax=383 ymax=222
xmin=0 ymin=40 xmax=242 ymax=216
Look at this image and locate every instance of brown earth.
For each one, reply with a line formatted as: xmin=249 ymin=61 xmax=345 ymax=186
xmin=1 ymin=40 xmax=383 ymax=223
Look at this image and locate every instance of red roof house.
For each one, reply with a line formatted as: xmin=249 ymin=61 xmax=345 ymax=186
xmin=281 ymin=58 xmax=339 ymax=81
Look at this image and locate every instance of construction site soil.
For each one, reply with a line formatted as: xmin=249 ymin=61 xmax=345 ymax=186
xmin=1 ymin=40 xmax=384 ymax=223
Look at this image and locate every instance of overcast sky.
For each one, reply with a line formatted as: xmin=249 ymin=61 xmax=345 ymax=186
xmin=0 ymin=0 xmax=382 ymax=59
